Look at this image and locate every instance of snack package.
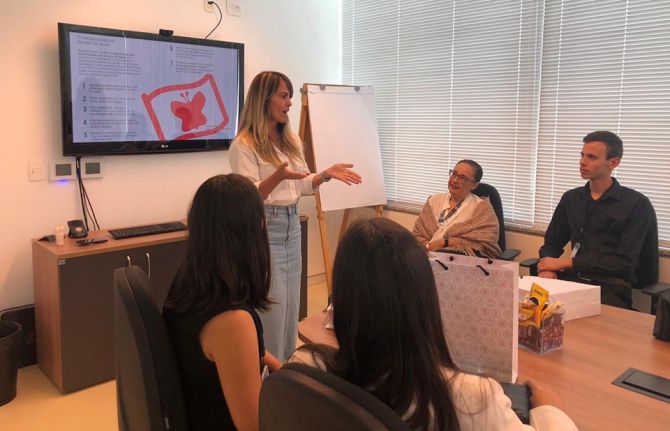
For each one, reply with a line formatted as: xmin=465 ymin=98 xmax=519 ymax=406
xmin=528 ymin=283 xmax=549 ymax=326
xmin=518 ymin=284 xmax=565 ymax=354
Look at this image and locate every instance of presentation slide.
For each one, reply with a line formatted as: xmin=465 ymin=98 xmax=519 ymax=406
xmin=69 ymin=32 xmax=240 ymax=143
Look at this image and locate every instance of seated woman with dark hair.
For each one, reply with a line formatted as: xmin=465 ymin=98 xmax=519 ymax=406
xmin=290 ymin=218 xmax=576 ymax=430
xmin=413 ymin=159 xmax=501 ymax=258
xmin=163 ymin=174 xmax=281 ymax=431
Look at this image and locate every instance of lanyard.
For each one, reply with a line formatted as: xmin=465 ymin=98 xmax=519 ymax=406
xmin=438 ymin=198 xmax=464 ymax=224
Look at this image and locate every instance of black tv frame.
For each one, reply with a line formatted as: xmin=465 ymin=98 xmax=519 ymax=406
xmin=58 ymin=23 xmax=244 ymax=156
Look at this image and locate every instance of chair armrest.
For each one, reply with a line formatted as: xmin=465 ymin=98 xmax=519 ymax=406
xmin=499 ymin=248 xmax=521 ymax=261
xmin=519 ymin=257 xmax=539 ymax=276
xmin=434 ymin=248 xmax=467 ymax=255
xmin=520 ymin=258 xmax=539 ymax=268
xmin=642 ymin=282 xmax=670 ymax=296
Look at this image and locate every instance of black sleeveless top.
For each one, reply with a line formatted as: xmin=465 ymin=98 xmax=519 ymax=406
xmin=163 ymin=289 xmax=265 ymax=430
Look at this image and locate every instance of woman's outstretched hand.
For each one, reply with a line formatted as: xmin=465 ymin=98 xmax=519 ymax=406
xmin=326 ymin=163 xmax=362 ymax=185
xmin=276 ymin=161 xmax=309 ymax=181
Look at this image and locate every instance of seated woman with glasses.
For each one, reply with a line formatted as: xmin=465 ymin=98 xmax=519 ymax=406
xmin=290 ymin=218 xmax=577 ymax=430
xmin=413 ymin=159 xmax=501 ymax=258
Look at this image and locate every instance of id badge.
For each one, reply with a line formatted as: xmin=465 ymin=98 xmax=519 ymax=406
xmin=570 ymin=242 xmax=581 ymax=258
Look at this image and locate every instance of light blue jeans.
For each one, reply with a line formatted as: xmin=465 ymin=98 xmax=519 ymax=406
xmin=262 ymin=204 xmax=301 ymax=361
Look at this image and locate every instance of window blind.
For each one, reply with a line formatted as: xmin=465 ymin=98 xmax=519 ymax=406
xmin=342 ymin=0 xmax=670 ymax=244
xmin=536 ymin=0 xmax=670 ymax=243
xmin=342 ymin=0 xmax=543 ymax=223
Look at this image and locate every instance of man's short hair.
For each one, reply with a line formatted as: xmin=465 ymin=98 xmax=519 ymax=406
xmin=458 ymin=159 xmax=483 ymax=182
xmin=583 ymin=131 xmax=623 ymax=159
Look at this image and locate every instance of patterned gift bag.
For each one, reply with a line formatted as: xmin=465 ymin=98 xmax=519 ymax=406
xmin=431 ymin=253 xmax=519 ymax=382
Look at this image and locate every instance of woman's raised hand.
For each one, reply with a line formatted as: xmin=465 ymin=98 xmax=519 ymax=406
xmin=326 ymin=163 xmax=362 ymax=185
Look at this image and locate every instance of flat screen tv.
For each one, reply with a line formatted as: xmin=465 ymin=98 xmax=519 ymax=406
xmin=58 ymin=23 xmax=244 ymax=156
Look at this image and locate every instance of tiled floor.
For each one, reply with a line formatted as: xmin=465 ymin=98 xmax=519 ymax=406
xmin=0 ymin=280 xmax=330 ymax=431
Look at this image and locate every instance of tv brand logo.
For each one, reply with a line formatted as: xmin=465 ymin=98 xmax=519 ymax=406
xmin=141 ymin=74 xmax=229 ymax=140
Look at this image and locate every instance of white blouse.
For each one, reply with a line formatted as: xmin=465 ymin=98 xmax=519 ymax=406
xmin=289 ymin=349 xmax=579 ymax=431
xmin=228 ymin=136 xmax=317 ymax=206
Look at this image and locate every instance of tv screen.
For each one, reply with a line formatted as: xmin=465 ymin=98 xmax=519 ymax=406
xmin=58 ymin=23 xmax=244 ymax=156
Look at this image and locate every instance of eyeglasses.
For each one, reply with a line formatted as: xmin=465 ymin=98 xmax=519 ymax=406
xmin=449 ymin=169 xmax=474 ymax=184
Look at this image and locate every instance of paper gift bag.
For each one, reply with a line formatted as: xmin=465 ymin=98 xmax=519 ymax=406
xmin=431 ymin=253 xmax=519 ymax=383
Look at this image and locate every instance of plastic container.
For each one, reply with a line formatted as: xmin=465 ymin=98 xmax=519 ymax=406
xmin=519 ymin=308 xmax=564 ymax=354
xmin=0 ymin=321 xmax=22 ymax=406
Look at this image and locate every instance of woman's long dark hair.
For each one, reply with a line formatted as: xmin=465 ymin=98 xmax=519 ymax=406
xmin=164 ymin=174 xmax=271 ymax=313
xmin=301 ymin=218 xmax=460 ymax=430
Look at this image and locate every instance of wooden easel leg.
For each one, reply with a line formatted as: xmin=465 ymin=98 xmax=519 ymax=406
xmin=375 ymin=205 xmax=384 ymax=218
xmin=315 ymin=193 xmax=333 ymax=295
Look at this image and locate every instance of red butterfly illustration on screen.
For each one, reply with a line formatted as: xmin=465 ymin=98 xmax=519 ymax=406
xmin=142 ymin=74 xmax=229 ymax=140
xmin=171 ymin=91 xmax=207 ymax=132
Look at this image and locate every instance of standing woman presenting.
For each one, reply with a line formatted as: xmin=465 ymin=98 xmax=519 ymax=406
xmin=229 ymin=71 xmax=361 ymax=361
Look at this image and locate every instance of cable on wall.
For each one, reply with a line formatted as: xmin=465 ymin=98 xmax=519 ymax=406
xmin=204 ymin=1 xmax=223 ymax=39
xmin=75 ymin=156 xmax=101 ymax=231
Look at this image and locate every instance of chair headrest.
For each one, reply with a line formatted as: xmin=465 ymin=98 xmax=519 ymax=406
xmin=260 ymin=362 xmax=411 ymax=430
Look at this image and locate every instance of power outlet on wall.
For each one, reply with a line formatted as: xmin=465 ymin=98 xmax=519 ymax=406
xmin=204 ymin=0 xmax=215 ymax=13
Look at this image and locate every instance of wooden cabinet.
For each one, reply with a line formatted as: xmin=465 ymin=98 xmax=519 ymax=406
xmin=126 ymin=241 xmax=189 ymax=309
xmin=32 ymin=230 xmax=187 ymax=393
xmin=32 ymin=216 xmax=308 ymax=393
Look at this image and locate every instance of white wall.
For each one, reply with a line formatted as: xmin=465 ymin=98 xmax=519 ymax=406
xmin=0 ymin=0 xmax=340 ymax=310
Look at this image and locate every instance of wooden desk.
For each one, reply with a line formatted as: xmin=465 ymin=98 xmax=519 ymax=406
xmin=298 ymin=306 xmax=670 ymax=431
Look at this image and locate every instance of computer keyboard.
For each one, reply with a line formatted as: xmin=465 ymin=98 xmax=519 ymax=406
xmin=108 ymin=221 xmax=187 ymax=239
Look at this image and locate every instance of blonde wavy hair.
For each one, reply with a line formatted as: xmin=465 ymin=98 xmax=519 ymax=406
xmin=236 ymin=71 xmax=305 ymax=166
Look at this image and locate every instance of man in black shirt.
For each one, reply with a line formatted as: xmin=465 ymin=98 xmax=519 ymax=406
xmin=537 ymin=131 xmax=656 ymax=309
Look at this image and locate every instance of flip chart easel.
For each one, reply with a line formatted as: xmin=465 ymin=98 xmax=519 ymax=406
xmin=298 ymin=83 xmax=387 ymax=293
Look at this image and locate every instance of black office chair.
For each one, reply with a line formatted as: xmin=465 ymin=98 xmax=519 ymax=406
xmin=260 ymin=362 xmax=411 ymax=431
xmin=521 ymin=205 xmax=670 ymax=314
xmin=622 ymin=207 xmax=669 ymax=313
xmin=472 ymin=183 xmax=521 ymax=261
xmin=114 ymin=266 xmax=188 ymax=431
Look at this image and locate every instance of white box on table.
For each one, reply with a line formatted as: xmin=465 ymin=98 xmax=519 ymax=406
xmin=519 ymin=276 xmax=600 ymax=321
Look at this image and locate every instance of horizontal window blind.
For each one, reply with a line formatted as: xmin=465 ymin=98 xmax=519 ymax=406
xmin=536 ymin=0 xmax=670 ymax=243
xmin=342 ymin=0 xmax=670 ymax=244
xmin=342 ymin=0 xmax=543 ymax=223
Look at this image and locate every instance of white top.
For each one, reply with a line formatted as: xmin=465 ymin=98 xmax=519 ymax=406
xmin=229 ymin=136 xmax=317 ymax=206
xmin=429 ymin=192 xmax=483 ymax=242
xmin=289 ymin=349 xmax=579 ymax=431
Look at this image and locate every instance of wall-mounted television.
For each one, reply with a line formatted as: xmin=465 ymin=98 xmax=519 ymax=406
xmin=58 ymin=23 xmax=244 ymax=156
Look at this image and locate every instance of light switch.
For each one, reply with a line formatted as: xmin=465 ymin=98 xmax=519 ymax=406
xmin=28 ymin=159 xmax=45 ymax=182
xmin=227 ymin=0 xmax=245 ymax=16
